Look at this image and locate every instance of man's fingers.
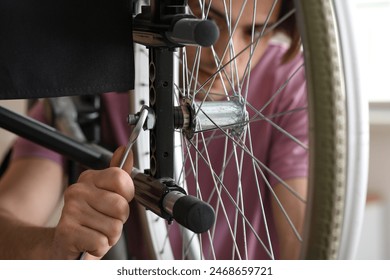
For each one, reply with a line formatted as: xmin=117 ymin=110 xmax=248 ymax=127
xmin=55 ymin=213 xmax=112 ymax=259
xmin=72 ymin=225 xmax=111 ymax=258
xmin=77 ymin=168 xmax=134 ymax=203
xmin=59 ymin=146 xmax=135 ymax=259
xmin=110 ymin=146 xmax=134 ymax=172
xmin=77 ymin=185 xmax=130 ymax=224
xmin=74 ymin=204 xmax=125 ymax=246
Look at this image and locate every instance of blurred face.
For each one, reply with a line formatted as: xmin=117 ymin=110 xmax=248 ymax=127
xmin=187 ymin=0 xmax=281 ymax=99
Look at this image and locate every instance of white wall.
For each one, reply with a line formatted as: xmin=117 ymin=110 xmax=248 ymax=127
xmin=355 ymin=121 xmax=390 ymax=259
xmin=352 ymin=0 xmax=390 ymax=103
xmin=350 ymin=0 xmax=390 ymax=259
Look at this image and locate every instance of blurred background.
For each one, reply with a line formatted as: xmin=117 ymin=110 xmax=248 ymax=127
xmin=0 ymin=0 xmax=389 ymax=259
xmin=351 ymin=0 xmax=390 ymax=259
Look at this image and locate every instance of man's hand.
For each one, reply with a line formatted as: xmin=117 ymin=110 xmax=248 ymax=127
xmin=51 ymin=146 xmax=134 ymax=259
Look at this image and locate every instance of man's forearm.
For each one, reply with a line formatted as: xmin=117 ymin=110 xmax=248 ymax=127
xmin=0 ymin=213 xmax=55 ymax=259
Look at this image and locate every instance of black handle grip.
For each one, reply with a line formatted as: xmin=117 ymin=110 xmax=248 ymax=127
xmin=168 ymin=18 xmax=220 ymax=47
xmin=172 ymin=195 xmax=215 ymax=233
xmin=133 ymin=171 xmax=215 ymax=233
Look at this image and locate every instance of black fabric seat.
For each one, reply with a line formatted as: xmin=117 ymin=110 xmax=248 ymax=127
xmin=0 ymin=0 xmax=134 ymax=100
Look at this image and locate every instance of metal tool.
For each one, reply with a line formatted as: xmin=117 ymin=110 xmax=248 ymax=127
xmin=79 ymin=107 xmax=149 ymax=260
xmin=119 ymin=108 xmax=149 ymax=169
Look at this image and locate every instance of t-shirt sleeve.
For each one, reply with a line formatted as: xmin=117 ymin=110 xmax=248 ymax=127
xmin=268 ymin=58 xmax=308 ymax=188
xmin=11 ymin=100 xmax=64 ymax=166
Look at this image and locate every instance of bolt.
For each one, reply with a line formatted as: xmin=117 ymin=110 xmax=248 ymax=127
xmin=127 ymin=114 xmax=140 ymax=125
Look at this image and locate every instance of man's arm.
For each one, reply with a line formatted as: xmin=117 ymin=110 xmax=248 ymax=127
xmin=0 ymin=158 xmax=63 ymax=259
xmin=272 ymin=177 xmax=307 ymax=260
xmin=0 ymin=147 xmax=134 ymax=259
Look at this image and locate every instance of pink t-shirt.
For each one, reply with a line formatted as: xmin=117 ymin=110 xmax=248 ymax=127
xmin=12 ymin=42 xmax=308 ymax=259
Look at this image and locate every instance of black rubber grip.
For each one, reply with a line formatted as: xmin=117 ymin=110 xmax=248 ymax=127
xmin=172 ymin=195 xmax=215 ymax=233
xmin=170 ymin=18 xmax=220 ymax=47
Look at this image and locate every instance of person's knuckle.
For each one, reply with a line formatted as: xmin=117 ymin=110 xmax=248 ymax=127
xmin=64 ymin=183 xmax=85 ymax=201
xmin=114 ymin=169 xmax=130 ymax=186
xmin=111 ymin=169 xmax=132 ymax=196
xmin=94 ymin=234 xmax=109 ymax=251
xmin=63 ymin=191 xmax=77 ymax=208
xmin=109 ymin=195 xmax=129 ymax=222
xmin=57 ymin=216 xmax=71 ymax=233
xmin=89 ymin=244 xmax=108 ymax=259
xmin=78 ymin=169 xmax=94 ymax=181
xmin=110 ymin=195 xmax=122 ymax=210
xmin=119 ymin=199 xmax=130 ymax=222
xmin=109 ymin=220 xmax=124 ymax=244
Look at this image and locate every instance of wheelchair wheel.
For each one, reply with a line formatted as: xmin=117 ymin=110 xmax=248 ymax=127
xmin=130 ymin=0 xmax=368 ymax=260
